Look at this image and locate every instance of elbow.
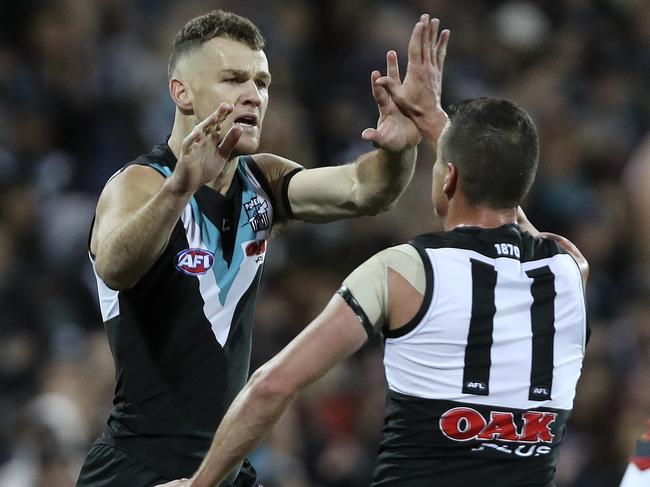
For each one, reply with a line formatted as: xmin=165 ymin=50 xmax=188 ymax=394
xmin=249 ymin=364 xmax=298 ymax=403
xmin=94 ymin=258 xmax=136 ymax=291
xmin=355 ymin=191 xmax=399 ymax=216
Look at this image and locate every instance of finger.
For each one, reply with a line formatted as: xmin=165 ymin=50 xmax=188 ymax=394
xmin=182 ymin=128 xmax=202 ymax=154
xmin=408 ymin=21 xmax=424 ymax=65
xmin=209 ymin=124 xmax=222 ymax=145
xmin=437 ymin=29 xmax=450 ymax=75
xmin=370 ymin=70 xmax=390 ymax=108
xmin=200 ymin=103 xmax=234 ymax=132
xmin=213 ymin=102 xmax=234 ymax=125
xmin=422 ymin=14 xmax=432 ymax=64
xmin=375 ymin=75 xmax=401 ymax=96
xmin=217 ymin=125 xmax=243 ymax=160
xmin=428 ymin=18 xmax=439 ymax=65
xmin=386 ymin=50 xmax=400 ymax=81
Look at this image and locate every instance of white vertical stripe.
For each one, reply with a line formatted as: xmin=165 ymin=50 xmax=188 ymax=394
xmin=489 ymin=257 xmax=535 ymax=403
xmin=180 ymin=175 xmax=273 ymax=347
xmin=89 ymin=256 xmax=120 ymax=322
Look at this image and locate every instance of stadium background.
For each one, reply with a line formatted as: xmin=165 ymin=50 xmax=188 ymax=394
xmin=0 ymin=0 xmax=648 ymax=485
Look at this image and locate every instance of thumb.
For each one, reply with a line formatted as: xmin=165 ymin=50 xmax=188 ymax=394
xmin=361 ymin=128 xmax=382 ymax=146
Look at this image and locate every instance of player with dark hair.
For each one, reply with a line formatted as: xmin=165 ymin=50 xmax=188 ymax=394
xmin=76 ymin=9 xmax=438 ymax=487
xmin=158 ymin=20 xmax=589 ymax=487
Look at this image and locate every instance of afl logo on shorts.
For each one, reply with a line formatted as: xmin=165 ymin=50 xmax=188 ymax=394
xmin=175 ymin=248 xmax=214 ymax=276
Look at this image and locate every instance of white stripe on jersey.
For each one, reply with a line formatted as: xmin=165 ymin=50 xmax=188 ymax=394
xmin=180 ymin=203 xmax=270 ymax=347
xmin=181 ymin=163 xmax=273 ymax=347
xmin=384 ymin=247 xmax=586 ymax=411
xmin=90 ymin=257 xmax=120 ymax=321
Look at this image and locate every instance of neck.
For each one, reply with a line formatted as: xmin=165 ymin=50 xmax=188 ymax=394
xmin=168 ymin=109 xmax=239 ymax=196
xmin=168 ymin=109 xmax=196 ymax=159
xmin=442 ymin=198 xmax=517 ymax=231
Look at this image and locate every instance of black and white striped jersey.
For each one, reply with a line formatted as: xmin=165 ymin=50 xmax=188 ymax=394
xmin=89 ymin=142 xmax=275 ymax=481
xmin=373 ymin=224 xmax=587 ymax=487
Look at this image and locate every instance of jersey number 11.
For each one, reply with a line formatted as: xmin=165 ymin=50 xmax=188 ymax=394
xmin=462 ymin=259 xmax=556 ymax=402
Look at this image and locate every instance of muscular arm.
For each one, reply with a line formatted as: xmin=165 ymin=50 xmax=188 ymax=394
xmin=253 ymin=148 xmax=417 ymax=223
xmin=187 ymin=295 xmax=368 ymax=487
xmin=91 ymin=166 xmax=190 ymax=290
xmin=155 ymin=246 xmax=425 ymax=487
xmin=92 ymin=102 xmax=242 ymax=290
xmin=290 ymin=148 xmax=417 ymax=221
xmin=250 ymin=19 xmax=454 ymax=223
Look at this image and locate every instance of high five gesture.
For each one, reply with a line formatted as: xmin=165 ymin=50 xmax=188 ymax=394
xmin=361 ymin=51 xmax=422 ymax=152
xmin=377 ymin=15 xmax=450 ymax=146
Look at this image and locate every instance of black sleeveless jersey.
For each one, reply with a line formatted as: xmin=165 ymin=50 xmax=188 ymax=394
xmin=372 ymin=225 xmax=588 ymax=487
xmin=89 ymin=142 xmax=276 ymax=481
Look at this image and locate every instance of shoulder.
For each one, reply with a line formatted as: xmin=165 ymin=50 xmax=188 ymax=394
xmin=251 ymin=153 xmax=304 ymax=176
xmin=103 ymin=164 xmax=165 ymax=199
xmin=383 ymin=244 xmax=425 ymax=270
xmin=96 ymin=164 xmax=165 ymax=217
xmin=351 ymin=245 xmax=423 ymax=272
xmin=537 ymin=232 xmax=589 ymax=284
xmin=352 ymin=244 xmax=427 ymax=296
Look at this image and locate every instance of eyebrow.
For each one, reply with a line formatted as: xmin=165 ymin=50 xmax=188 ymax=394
xmin=219 ymin=69 xmax=272 ymax=83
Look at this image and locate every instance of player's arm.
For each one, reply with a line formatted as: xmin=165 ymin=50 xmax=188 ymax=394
xmin=252 ymin=147 xmax=416 ymax=223
xmin=517 ymin=206 xmax=590 ymax=287
xmin=92 ymin=103 xmax=242 ymax=290
xmin=162 ymin=295 xmax=367 ymax=487
xmin=250 ymin=18 xmax=456 ymax=223
xmin=376 ymin=15 xmax=450 ymax=152
xmin=153 ymin=246 xmax=425 ymax=487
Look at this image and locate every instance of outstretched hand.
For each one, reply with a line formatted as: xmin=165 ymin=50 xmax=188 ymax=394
xmin=376 ymin=14 xmax=450 ymax=144
xmin=361 ymin=47 xmax=422 ymax=152
xmin=167 ymin=103 xmax=243 ymax=196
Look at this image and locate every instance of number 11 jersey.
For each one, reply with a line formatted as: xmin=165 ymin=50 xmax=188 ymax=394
xmin=373 ymin=224 xmax=587 ymax=487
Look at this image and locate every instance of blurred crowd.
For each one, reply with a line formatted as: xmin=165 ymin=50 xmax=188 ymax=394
xmin=0 ymin=0 xmax=648 ymax=486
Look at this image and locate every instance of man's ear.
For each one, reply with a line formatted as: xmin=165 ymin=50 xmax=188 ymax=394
xmin=169 ymin=77 xmax=193 ymax=113
xmin=442 ymin=162 xmax=458 ymax=199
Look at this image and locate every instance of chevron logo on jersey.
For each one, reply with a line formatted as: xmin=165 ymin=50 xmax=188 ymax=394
xmin=243 ymin=196 xmax=270 ymax=232
xmin=175 ymin=248 xmax=215 ymax=275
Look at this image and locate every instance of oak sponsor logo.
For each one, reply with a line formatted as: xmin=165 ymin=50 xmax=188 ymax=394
xmin=175 ymin=248 xmax=215 ymax=276
xmin=439 ymin=407 xmax=557 ymax=444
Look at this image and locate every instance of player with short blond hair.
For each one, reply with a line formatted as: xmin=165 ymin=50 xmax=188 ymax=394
xmin=77 ymin=9 xmax=429 ymax=487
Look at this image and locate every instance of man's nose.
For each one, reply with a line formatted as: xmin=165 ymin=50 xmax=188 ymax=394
xmin=240 ymin=80 xmax=262 ymax=106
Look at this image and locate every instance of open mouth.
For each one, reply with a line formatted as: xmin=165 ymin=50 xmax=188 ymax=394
xmin=234 ymin=115 xmax=258 ymax=127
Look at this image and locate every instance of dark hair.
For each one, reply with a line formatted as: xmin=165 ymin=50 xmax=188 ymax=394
xmin=168 ymin=10 xmax=266 ymax=79
xmin=440 ymin=98 xmax=539 ymax=208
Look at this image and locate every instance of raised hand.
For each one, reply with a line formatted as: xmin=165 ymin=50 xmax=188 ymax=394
xmin=361 ymin=46 xmax=422 ymax=153
xmin=167 ymin=103 xmax=243 ymax=196
xmin=376 ymin=15 xmax=450 ymax=144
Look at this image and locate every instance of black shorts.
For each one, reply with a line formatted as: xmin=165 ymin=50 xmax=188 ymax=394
xmin=76 ymin=441 xmax=259 ymax=487
xmin=76 ymin=441 xmax=170 ymax=487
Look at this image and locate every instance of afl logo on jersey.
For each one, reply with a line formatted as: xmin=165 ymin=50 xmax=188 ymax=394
xmin=175 ymin=248 xmax=214 ymax=276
